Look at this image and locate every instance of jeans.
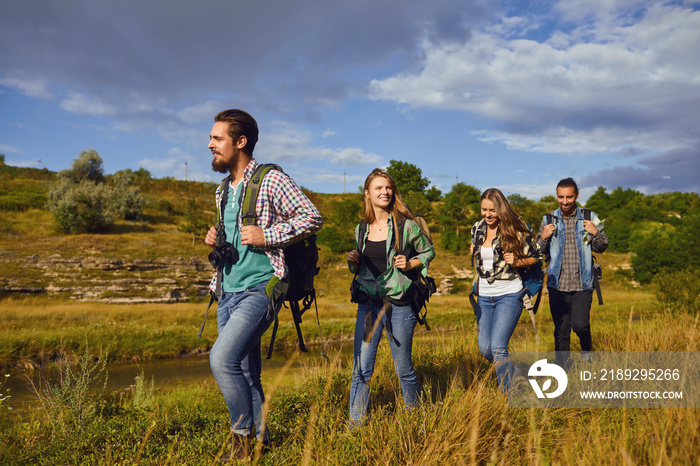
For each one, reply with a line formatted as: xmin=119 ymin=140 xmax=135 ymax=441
xmin=476 ymin=291 xmax=523 ymax=391
xmin=549 ymin=288 xmax=593 ymax=366
xmin=349 ymin=300 xmax=419 ymax=424
xmin=209 ymin=282 xmax=274 ymax=439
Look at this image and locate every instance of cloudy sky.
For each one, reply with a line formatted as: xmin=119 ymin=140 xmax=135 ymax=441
xmin=1 ymin=0 xmax=698 ymax=201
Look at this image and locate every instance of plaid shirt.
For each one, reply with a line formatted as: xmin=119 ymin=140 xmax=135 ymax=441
xmin=471 ymin=219 xmax=541 ymax=284
xmin=536 ymin=209 xmax=608 ymax=291
xmin=209 ymin=159 xmax=323 ymax=292
xmin=350 ymin=216 xmax=435 ymax=300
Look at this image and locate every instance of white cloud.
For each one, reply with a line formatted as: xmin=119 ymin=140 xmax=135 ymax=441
xmin=0 ymin=76 xmax=52 ymax=100
xmin=368 ymin=2 xmax=700 ymax=155
xmin=178 ymin=100 xmax=222 ymax=125
xmin=60 ymin=91 xmax=115 ymax=116
xmin=257 ymin=122 xmax=383 ymax=167
xmin=0 ymin=143 xmax=23 ymax=154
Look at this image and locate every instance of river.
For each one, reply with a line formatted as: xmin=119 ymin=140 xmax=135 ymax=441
xmin=2 ymin=342 xmax=355 ymax=416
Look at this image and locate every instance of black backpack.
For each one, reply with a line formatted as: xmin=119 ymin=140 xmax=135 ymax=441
xmin=545 ymin=208 xmax=603 ymax=305
xmin=200 ymin=163 xmax=324 ymax=359
xmin=353 ymin=216 xmax=436 ymax=329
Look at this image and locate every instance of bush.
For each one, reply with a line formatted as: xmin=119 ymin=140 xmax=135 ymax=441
xmin=317 ymin=196 xmax=362 ymax=254
xmin=28 ymin=345 xmax=109 ymax=437
xmin=653 ymin=268 xmax=700 ymax=316
xmin=48 ymin=181 xmax=116 ymax=233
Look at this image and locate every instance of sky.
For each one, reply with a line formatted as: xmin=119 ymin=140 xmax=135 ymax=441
xmin=1 ymin=0 xmax=699 ymax=202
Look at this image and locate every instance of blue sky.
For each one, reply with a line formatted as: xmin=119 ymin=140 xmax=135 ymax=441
xmin=1 ymin=0 xmax=698 ymax=202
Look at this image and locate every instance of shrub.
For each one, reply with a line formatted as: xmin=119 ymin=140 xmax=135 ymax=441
xmin=653 ymin=268 xmax=700 ymax=316
xmin=48 ymin=181 xmax=116 ymax=233
xmin=27 ymin=344 xmax=109 ymax=436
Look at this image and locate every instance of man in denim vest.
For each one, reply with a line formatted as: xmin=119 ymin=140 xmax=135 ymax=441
xmin=537 ymin=178 xmax=608 ymax=368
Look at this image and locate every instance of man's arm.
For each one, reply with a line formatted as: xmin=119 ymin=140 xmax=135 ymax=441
xmin=260 ymin=170 xmax=323 ymax=248
xmin=536 ymin=217 xmax=553 ymax=252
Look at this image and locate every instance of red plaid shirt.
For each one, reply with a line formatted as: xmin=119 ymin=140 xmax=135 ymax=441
xmin=209 ymin=159 xmax=323 ymax=291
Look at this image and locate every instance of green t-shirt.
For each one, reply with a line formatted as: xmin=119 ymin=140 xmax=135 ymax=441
xmin=221 ymin=183 xmax=274 ymax=292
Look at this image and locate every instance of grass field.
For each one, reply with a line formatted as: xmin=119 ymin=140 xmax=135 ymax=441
xmin=1 ymin=179 xmax=698 ymax=464
xmin=1 ymin=271 xmax=698 ymax=464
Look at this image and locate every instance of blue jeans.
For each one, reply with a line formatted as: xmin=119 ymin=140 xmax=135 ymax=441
xmin=349 ymin=300 xmax=419 ymax=424
xmin=209 ymin=282 xmax=274 ymax=439
xmin=476 ymin=291 xmax=523 ymax=391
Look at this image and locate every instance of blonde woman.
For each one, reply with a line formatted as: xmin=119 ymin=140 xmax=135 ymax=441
xmin=347 ymin=168 xmax=435 ymax=426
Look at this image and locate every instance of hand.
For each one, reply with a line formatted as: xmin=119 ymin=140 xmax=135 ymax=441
xmin=347 ymin=250 xmax=360 ymax=267
xmin=393 ymin=254 xmax=410 ymax=271
xmin=541 ymin=224 xmax=556 ymax=240
xmin=503 ymin=252 xmax=516 ymax=266
xmin=470 ymin=244 xmax=475 ymax=255
xmin=205 ymin=226 xmax=217 ymax=248
xmin=583 ymin=220 xmax=599 ymax=236
xmin=240 ymin=225 xmax=265 ymax=246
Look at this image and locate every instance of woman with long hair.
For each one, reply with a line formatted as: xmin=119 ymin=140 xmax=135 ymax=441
xmin=471 ymin=188 xmax=541 ymax=391
xmin=346 ymin=168 xmax=435 ymax=426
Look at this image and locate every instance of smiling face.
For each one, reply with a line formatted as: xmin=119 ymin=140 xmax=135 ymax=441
xmin=556 ymin=186 xmax=579 ymax=217
xmin=480 ymin=198 xmax=499 ymax=227
xmin=365 ymin=175 xmax=394 ymax=212
xmin=209 ymin=121 xmax=243 ymax=174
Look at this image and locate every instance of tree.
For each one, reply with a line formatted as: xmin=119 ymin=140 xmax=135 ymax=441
xmin=61 ymin=148 xmax=105 ymax=184
xmin=47 ymin=149 xmax=144 ymax=233
xmin=385 ymin=160 xmax=430 ymax=196
xmin=438 ymin=183 xmax=481 ymax=253
xmin=316 ymin=195 xmax=363 ymax=254
xmin=48 ymin=181 xmax=115 ymax=233
xmin=425 ymin=186 xmax=442 ymax=202
xmin=179 ymin=198 xmax=209 ymax=244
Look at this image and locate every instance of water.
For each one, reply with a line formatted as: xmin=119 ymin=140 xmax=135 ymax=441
xmin=3 ymin=329 xmax=465 ymax=416
xmin=2 ymin=342 xmax=355 ymax=416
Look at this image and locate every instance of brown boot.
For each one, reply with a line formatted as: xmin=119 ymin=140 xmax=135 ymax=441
xmin=219 ymin=433 xmax=251 ymax=463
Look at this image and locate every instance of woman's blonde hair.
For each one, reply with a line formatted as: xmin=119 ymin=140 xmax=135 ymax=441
xmin=481 ymin=188 xmax=530 ymax=259
xmin=363 ymin=168 xmax=416 ymax=249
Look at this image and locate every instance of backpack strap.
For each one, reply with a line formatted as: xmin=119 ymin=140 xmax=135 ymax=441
xmin=241 ymin=164 xmax=282 ymax=226
xmin=581 ymin=208 xmax=592 ymax=221
xmin=198 ymin=175 xmax=231 ymax=337
xmin=471 ymin=220 xmax=485 ymax=268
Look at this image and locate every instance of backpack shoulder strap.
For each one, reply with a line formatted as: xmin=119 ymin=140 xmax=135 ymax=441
xmin=471 ymin=219 xmax=485 ymax=268
xmin=581 ymin=208 xmax=592 ymax=221
xmin=241 ymin=164 xmax=283 ymax=226
xmin=395 ymin=216 xmax=407 ymax=254
xmin=357 ymin=220 xmax=368 ymax=252
xmin=217 ymin=175 xmax=231 ymax=221
xmin=545 ymin=212 xmax=553 ymax=225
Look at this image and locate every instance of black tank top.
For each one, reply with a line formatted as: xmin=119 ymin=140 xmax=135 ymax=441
xmin=363 ymin=239 xmax=386 ymax=278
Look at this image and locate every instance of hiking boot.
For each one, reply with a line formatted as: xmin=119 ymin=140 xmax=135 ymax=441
xmin=219 ymin=433 xmax=251 ymax=463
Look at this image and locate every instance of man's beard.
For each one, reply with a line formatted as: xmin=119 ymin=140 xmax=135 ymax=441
xmin=211 ymin=151 xmax=238 ymax=174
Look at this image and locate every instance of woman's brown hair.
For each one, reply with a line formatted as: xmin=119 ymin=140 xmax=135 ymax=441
xmin=481 ymin=188 xmax=531 ymax=259
xmin=362 ymin=168 xmax=416 ymax=249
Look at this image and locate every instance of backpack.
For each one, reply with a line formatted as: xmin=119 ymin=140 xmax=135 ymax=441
xmin=352 ymin=216 xmax=436 ymax=329
xmin=545 ymin=208 xmax=603 ymax=305
xmin=468 ymin=220 xmax=544 ymax=314
xmin=199 ymin=163 xmax=324 ymax=360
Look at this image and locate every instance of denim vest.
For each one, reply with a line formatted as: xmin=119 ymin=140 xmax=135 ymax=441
xmin=545 ymin=206 xmax=600 ymax=291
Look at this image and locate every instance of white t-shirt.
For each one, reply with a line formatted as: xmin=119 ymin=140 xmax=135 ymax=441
xmin=478 ymin=246 xmax=523 ymax=297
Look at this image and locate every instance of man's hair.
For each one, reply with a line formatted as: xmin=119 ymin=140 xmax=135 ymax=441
xmin=557 ymin=177 xmax=579 ymax=195
xmin=214 ymin=109 xmax=259 ymax=155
